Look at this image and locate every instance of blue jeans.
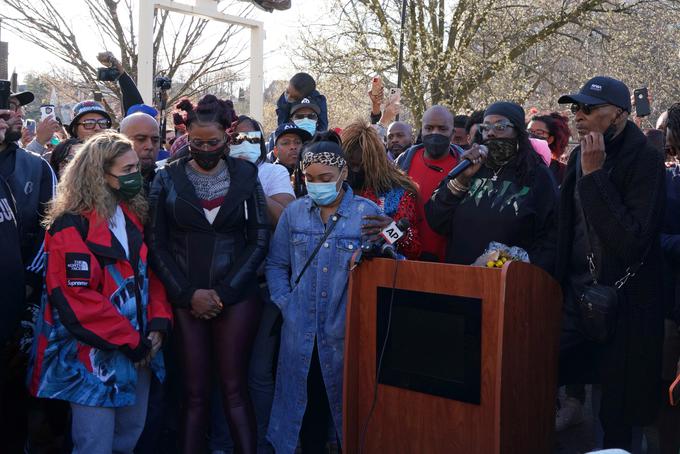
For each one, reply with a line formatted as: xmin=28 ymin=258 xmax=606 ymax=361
xmin=71 ymin=367 xmax=151 ymax=454
xmin=210 ymin=292 xmax=279 ymax=454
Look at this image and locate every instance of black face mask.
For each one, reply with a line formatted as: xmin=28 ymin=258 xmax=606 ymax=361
xmin=484 ymin=138 xmax=518 ymax=168
xmin=422 ymin=134 xmax=450 ymax=159
xmin=603 ymin=111 xmax=623 ymax=144
xmin=603 ymin=124 xmax=617 ymax=144
xmin=190 ymin=145 xmax=226 ymax=170
xmin=347 ymin=168 xmax=366 ymax=190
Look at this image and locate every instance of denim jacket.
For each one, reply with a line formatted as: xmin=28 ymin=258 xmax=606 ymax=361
xmin=265 ymin=185 xmax=381 ymax=453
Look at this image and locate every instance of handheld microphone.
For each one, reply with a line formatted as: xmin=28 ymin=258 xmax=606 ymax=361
xmin=362 ymin=218 xmax=410 ymax=259
xmin=446 ymin=144 xmax=488 ymax=180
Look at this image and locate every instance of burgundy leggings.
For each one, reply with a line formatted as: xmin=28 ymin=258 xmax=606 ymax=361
xmin=174 ymin=297 xmax=262 ymax=454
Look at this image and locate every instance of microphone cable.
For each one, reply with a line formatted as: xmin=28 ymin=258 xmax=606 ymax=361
xmin=358 ymin=258 xmax=400 ymax=454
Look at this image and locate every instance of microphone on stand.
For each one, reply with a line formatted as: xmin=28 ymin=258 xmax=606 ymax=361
xmin=361 ymin=218 xmax=410 ymax=259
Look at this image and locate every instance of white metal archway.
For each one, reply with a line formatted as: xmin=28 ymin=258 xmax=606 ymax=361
xmin=137 ymin=0 xmax=265 ymax=119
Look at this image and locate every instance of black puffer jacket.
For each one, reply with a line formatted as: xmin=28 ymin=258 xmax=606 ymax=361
xmin=146 ymin=155 xmax=270 ymax=308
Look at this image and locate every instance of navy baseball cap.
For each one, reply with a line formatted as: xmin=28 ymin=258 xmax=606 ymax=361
xmin=290 ymin=98 xmax=321 ymax=116
xmin=558 ymin=76 xmax=631 ymax=112
xmin=274 ymin=122 xmax=312 ymax=144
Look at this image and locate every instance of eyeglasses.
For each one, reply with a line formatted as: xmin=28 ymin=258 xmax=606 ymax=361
xmin=232 ymin=132 xmax=263 ymax=145
xmin=570 ymin=103 xmax=608 ymax=115
xmin=292 ymin=113 xmax=318 ymax=121
xmin=78 ymin=119 xmax=112 ymax=130
xmin=528 ymin=129 xmax=550 ymax=139
xmin=189 ymin=138 xmax=226 ymax=149
xmin=479 ymin=121 xmax=515 ymax=133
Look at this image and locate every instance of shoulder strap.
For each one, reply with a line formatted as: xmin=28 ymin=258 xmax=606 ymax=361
xmin=293 ymin=214 xmax=340 ymax=287
xmin=576 ymin=151 xmax=648 ymax=289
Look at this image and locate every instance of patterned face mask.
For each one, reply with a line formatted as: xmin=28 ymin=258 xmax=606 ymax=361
xmin=484 ymin=138 xmax=518 ymax=168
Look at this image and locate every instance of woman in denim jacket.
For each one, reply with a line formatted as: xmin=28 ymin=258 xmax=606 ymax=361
xmin=265 ymin=138 xmax=381 ymax=453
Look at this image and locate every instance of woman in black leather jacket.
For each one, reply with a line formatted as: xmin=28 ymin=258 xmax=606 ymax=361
xmin=146 ymin=95 xmax=269 ymax=454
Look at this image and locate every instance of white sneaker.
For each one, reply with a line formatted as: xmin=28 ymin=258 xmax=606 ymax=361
xmin=555 ymin=397 xmax=585 ymax=432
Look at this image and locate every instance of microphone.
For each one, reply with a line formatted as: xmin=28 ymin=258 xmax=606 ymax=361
xmin=446 ymin=144 xmax=488 ymax=180
xmin=362 ymin=218 xmax=410 ymax=259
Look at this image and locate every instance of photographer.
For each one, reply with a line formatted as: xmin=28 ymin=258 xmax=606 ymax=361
xmin=97 ymin=51 xmax=145 ymax=117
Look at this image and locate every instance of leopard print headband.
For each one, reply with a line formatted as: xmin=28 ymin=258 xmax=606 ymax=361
xmin=301 ymin=151 xmax=346 ymax=170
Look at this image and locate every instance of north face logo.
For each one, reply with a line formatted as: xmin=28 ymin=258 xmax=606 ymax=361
xmin=65 ymin=253 xmax=91 ymax=279
xmin=67 ymin=260 xmax=89 ymax=272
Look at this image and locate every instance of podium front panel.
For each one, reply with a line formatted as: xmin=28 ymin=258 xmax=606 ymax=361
xmin=343 ymin=259 xmax=561 ymax=454
xmin=344 ymin=259 xmax=504 ymax=453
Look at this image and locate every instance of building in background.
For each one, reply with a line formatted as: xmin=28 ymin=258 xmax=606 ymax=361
xmin=0 ymin=20 xmax=8 ymax=80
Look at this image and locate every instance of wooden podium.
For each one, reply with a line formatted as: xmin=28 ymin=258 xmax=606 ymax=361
xmin=343 ymin=259 xmax=562 ymax=454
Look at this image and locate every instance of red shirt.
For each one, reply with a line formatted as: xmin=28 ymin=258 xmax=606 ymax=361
xmin=407 ymin=147 xmax=459 ymax=261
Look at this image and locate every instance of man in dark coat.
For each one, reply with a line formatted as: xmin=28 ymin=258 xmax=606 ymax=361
xmin=555 ymin=76 xmax=666 ymax=450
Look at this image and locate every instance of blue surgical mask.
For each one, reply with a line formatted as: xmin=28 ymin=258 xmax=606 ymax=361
xmin=294 ymin=118 xmax=317 ymax=136
xmin=229 ymin=142 xmax=261 ymax=164
xmin=306 ymin=175 xmax=342 ymax=206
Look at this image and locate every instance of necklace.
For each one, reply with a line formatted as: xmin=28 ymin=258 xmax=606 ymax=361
xmin=489 ymin=163 xmax=507 ymax=182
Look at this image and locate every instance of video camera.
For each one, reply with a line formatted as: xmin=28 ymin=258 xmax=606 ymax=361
xmin=154 ymin=75 xmax=172 ymax=147
xmin=155 ymin=76 xmax=172 ymax=91
xmin=97 ymin=67 xmax=121 ymax=82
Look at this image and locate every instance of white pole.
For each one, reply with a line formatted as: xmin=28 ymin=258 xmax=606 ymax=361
xmin=137 ymin=0 xmax=155 ymax=105
xmin=249 ymin=24 xmax=264 ymax=121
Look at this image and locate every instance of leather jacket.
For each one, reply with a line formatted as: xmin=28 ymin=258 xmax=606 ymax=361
xmin=146 ymin=156 xmax=270 ymax=308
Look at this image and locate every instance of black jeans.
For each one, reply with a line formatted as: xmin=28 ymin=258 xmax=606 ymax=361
xmin=300 ymin=342 xmax=334 ymax=454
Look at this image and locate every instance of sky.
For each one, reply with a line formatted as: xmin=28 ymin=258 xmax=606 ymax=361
xmin=1 ymin=0 xmax=325 ymax=86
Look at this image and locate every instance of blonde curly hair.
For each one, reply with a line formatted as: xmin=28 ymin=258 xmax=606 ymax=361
xmin=44 ymin=131 xmax=148 ymax=228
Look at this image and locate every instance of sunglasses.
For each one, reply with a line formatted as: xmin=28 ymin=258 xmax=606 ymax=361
xmin=78 ymin=119 xmax=112 ymax=130
xmin=232 ymin=132 xmax=263 ymax=145
xmin=570 ymin=103 xmax=608 ymax=115
xmin=292 ymin=113 xmax=318 ymax=121
xmin=479 ymin=121 xmax=515 ymax=133
xmin=189 ymin=138 xmax=226 ymax=149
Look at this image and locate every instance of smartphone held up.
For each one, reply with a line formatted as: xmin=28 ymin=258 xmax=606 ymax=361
xmin=634 ymin=87 xmax=651 ymax=118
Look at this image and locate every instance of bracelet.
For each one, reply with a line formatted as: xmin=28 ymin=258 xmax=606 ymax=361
xmin=447 ymin=178 xmax=469 ymax=196
xmin=447 ymin=177 xmax=470 ymax=193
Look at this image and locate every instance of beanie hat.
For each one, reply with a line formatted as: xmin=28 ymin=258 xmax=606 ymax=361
xmin=484 ymin=101 xmax=526 ymax=130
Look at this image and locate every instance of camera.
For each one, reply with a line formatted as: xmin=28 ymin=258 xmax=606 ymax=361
xmin=97 ymin=67 xmax=120 ymax=82
xmin=155 ymin=76 xmax=172 ymax=91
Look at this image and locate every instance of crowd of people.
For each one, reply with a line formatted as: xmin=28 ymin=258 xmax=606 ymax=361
xmin=0 ymin=59 xmax=679 ymax=454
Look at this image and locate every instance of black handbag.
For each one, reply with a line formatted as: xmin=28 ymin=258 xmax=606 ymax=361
xmin=578 ymin=219 xmax=645 ymax=344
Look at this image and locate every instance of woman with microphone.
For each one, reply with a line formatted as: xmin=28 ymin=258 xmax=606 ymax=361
xmin=425 ymin=101 xmax=558 ymax=273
